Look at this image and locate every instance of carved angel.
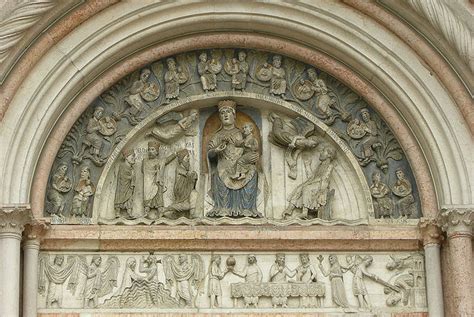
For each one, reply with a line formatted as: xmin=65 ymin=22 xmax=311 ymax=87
xmin=38 ymin=255 xmax=79 ymax=308
xmin=149 ymin=110 xmax=198 ymax=144
xmin=70 ymin=255 xmax=120 ymax=308
xmin=163 ymin=254 xmax=204 ymax=307
xmin=268 ymin=112 xmax=319 ymax=179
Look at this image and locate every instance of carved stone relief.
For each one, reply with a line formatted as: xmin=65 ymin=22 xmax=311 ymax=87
xmin=37 ymin=251 xmax=427 ymax=313
xmin=45 ymin=49 xmax=421 ymax=224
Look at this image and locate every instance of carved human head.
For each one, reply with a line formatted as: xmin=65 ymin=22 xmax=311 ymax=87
xmin=167 ymin=58 xmax=176 ymax=69
xmin=178 ymin=254 xmax=187 ymax=264
xmin=242 ymin=123 xmax=253 ymax=136
xmin=57 ymin=164 xmax=68 ymax=175
xmin=54 ymin=255 xmax=64 ymax=266
xmin=91 ymin=255 xmax=102 ymax=266
xmin=328 ymin=254 xmax=338 ymax=265
xmin=140 ymin=68 xmax=151 ymax=81
xmin=199 ymin=52 xmax=208 ymax=62
xmin=211 ymin=255 xmax=221 ymax=265
xmin=94 ymin=107 xmax=104 ymax=119
xmin=218 ymin=100 xmax=237 ymax=126
xmin=189 ymin=109 xmax=198 ymax=120
xmin=299 ymin=253 xmax=310 ymax=265
xmin=247 ymin=255 xmax=257 ymax=264
xmin=364 ymin=255 xmax=373 ymax=267
xmin=272 ymin=55 xmax=282 ymax=67
xmin=360 ymin=108 xmax=371 ymax=121
xmin=307 ymin=68 xmax=317 ymax=81
xmin=148 ymin=141 xmax=160 ymax=158
xmin=395 ymin=168 xmax=406 ymax=180
xmin=275 ymin=253 xmax=286 ymax=265
xmin=126 ymin=257 xmax=136 ymax=270
xmin=320 ymin=145 xmax=336 ymax=161
xmin=238 ymin=51 xmax=246 ymax=61
xmin=80 ymin=166 xmax=90 ymax=180
xmin=122 ymin=148 xmax=135 ymax=164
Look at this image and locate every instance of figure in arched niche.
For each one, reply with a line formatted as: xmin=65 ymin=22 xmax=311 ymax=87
xmin=46 ymin=163 xmax=72 ymax=216
xmin=370 ymin=170 xmax=394 ymax=218
xmin=283 ymin=145 xmax=336 ymax=220
xmin=206 ymin=100 xmax=262 ymax=218
xmin=391 ymin=169 xmax=416 ymax=218
xmin=268 ymin=112 xmax=319 ymax=179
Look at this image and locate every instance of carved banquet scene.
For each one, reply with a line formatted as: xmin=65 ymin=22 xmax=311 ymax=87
xmin=0 ymin=2 xmax=472 ymax=317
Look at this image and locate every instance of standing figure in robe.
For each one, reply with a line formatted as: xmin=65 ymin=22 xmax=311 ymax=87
xmin=114 ymin=148 xmax=136 ymax=219
xmin=392 ymin=169 xmax=416 ymax=218
xmin=39 ymin=255 xmax=77 ymax=308
xmin=269 ymin=55 xmax=286 ymax=96
xmin=318 ymin=255 xmax=350 ymax=309
xmin=206 ymin=100 xmax=261 ymax=218
xmin=198 ymin=52 xmax=221 ymax=92
xmin=370 ymin=171 xmax=394 ymax=218
xmin=164 ymin=57 xmax=188 ymax=102
xmin=142 ymin=141 xmax=176 ymax=219
xmin=208 ymin=255 xmax=227 ymax=308
xmin=47 ymin=164 xmax=72 ymax=216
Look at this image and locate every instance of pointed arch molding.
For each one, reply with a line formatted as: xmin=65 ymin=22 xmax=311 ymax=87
xmin=0 ymin=2 xmax=472 ymax=218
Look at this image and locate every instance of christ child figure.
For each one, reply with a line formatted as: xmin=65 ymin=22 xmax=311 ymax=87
xmin=231 ymin=123 xmax=259 ymax=180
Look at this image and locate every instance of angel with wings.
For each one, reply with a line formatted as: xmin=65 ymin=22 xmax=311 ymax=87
xmin=268 ymin=112 xmax=320 ymax=179
xmin=70 ymin=255 xmax=120 ymax=308
xmin=163 ymin=254 xmax=204 ymax=307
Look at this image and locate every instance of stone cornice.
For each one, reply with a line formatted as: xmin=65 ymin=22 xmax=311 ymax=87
xmin=419 ymin=217 xmax=443 ymax=246
xmin=439 ymin=207 xmax=474 ymax=238
xmin=0 ymin=205 xmax=32 ymax=235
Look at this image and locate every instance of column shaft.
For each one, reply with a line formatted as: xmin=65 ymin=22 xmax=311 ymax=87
xmin=424 ymin=243 xmax=444 ymax=317
xmin=448 ymin=234 xmax=473 ymax=315
xmin=22 ymin=240 xmax=40 ymax=317
xmin=0 ymin=232 xmax=22 ymax=317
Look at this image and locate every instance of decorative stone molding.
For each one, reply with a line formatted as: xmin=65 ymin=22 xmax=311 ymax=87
xmin=0 ymin=1 xmax=56 ymax=64
xmin=0 ymin=205 xmax=32 ymax=236
xmin=418 ymin=217 xmax=443 ymax=246
xmin=439 ymin=207 xmax=474 ymax=238
xmin=406 ymin=0 xmax=474 ymax=72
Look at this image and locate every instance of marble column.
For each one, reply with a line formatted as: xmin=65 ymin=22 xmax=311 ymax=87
xmin=440 ymin=207 xmax=474 ymax=316
xmin=22 ymin=220 xmax=49 ymax=317
xmin=419 ymin=217 xmax=444 ymax=317
xmin=0 ymin=205 xmax=32 ymax=317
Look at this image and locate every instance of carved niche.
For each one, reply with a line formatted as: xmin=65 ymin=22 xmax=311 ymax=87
xmin=45 ymin=49 xmax=421 ymax=225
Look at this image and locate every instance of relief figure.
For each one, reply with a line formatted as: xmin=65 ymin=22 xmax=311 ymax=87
xmin=257 ymin=55 xmax=286 ymax=97
xmin=164 ymin=57 xmax=188 ymax=102
xmin=208 ymin=255 xmax=228 ymax=308
xmin=142 ymin=141 xmax=177 ymax=219
xmin=347 ymin=109 xmax=381 ymax=166
xmin=392 ymin=169 xmax=416 ymax=218
xmin=81 ymin=107 xmax=117 ymax=163
xmin=72 ymin=166 xmax=95 ymax=217
xmin=230 ymin=123 xmax=259 ymax=181
xmin=163 ymin=254 xmax=204 ymax=307
xmin=370 ymin=171 xmax=394 ymax=218
xmin=317 ymin=255 xmax=350 ymax=309
xmin=198 ymin=52 xmax=221 ymax=92
xmin=114 ymin=149 xmax=136 ymax=219
xmin=269 ymin=253 xmax=296 ymax=308
xmin=47 ymin=164 xmax=72 ymax=216
xmin=38 ymin=255 xmax=77 ymax=308
xmin=163 ymin=149 xmax=198 ymax=219
xmin=224 ymin=51 xmax=249 ymax=90
xmin=149 ymin=110 xmax=198 ymax=144
xmin=206 ymin=100 xmax=261 ymax=218
xmin=346 ymin=255 xmax=375 ymax=310
xmin=124 ymin=68 xmax=159 ymax=116
xmin=230 ymin=255 xmax=263 ymax=308
xmin=283 ymin=146 xmax=336 ymax=220
xmin=296 ymin=253 xmax=322 ymax=307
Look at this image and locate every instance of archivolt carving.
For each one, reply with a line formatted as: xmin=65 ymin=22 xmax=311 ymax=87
xmin=0 ymin=0 xmax=56 ymax=63
xmin=406 ymin=0 xmax=474 ymax=72
xmin=45 ymin=49 xmax=421 ymax=224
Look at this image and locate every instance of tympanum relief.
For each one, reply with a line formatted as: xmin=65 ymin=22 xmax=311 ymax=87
xmin=38 ymin=252 xmax=426 ymax=313
xmin=46 ymin=49 xmax=420 ymax=224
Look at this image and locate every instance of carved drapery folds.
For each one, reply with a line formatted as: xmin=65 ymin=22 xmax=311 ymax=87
xmin=44 ymin=49 xmax=421 ymax=225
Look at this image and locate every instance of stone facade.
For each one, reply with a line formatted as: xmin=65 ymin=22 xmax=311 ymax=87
xmin=0 ymin=1 xmax=472 ymax=317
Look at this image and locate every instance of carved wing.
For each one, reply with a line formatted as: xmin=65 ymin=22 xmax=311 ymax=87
xmin=67 ymin=255 xmax=87 ymax=295
xmin=190 ymin=254 xmax=205 ymax=284
xmin=98 ymin=256 xmax=120 ymax=298
xmin=162 ymin=255 xmax=177 ymax=283
xmin=291 ymin=117 xmax=316 ymax=137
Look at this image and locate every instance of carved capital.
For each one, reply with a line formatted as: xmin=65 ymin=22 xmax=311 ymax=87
xmin=23 ymin=219 xmax=50 ymax=243
xmin=440 ymin=207 xmax=474 ymax=238
xmin=0 ymin=205 xmax=33 ymax=237
xmin=419 ymin=217 xmax=443 ymax=246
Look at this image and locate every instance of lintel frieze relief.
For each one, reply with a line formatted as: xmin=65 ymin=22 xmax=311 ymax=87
xmin=44 ymin=49 xmax=422 ymax=227
xmin=37 ymin=251 xmax=427 ymax=313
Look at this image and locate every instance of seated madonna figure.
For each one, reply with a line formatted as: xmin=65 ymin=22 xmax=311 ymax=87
xmin=206 ymin=100 xmax=262 ymax=217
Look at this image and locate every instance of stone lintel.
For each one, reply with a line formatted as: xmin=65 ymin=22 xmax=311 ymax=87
xmin=40 ymin=225 xmax=421 ymax=251
xmin=0 ymin=204 xmax=32 ymax=237
xmin=439 ymin=207 xmax=474 ymax=238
